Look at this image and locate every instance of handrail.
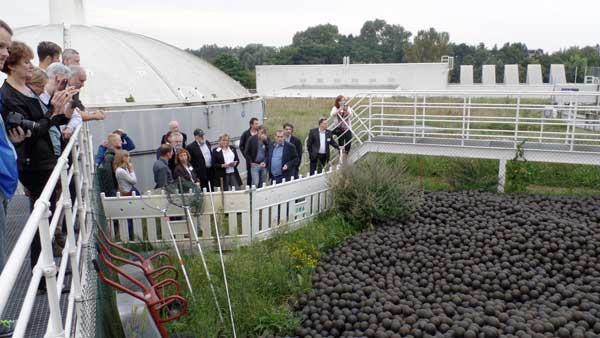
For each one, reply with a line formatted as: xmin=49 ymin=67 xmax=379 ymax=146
xmin=0 ymin=123 xmax=95 ymax=338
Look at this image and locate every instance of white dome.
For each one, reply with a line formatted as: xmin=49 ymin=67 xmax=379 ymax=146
xmin=10 ymin=24 xmax=251 ymax=106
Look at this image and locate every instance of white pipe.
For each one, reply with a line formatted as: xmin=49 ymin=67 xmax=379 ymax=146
xmin=163 ymin=214 xmax=194 ymax=296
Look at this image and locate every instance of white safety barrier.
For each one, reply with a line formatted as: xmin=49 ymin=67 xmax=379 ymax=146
xmin=100 ymin=167 xmax=335 ymax=247
xmin=0 ymin=123 xmax=95 ymax=338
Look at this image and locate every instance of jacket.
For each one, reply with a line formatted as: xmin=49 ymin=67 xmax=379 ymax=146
xmin=0 ymin=81 xmax=69 ymax=172
xmin=212 ymin=146 xmax=241 ymax=189
xmin=243 ymin=135 xmax=270 ymax=164
xmin=267 ymin=141 xmax=299 ymax=181
xmin=97 ymin=148 xmax=117 ymax=196
xmin=0 ymin=90 xmax=18 ymax=199
xmin=173 ymin=164 xmax=198 ymax=184
xmin=95 ymin=134 xmax=136 ymax=164
xmin=153 ymin=158 xmax=173 ymax=189
xmin=239 ymin=128 xmax=255 ymax=155
xmin=306 ymin=128 xmax=339 ymax=162
xmin=185 ymin=140 xmax=212 ymax=185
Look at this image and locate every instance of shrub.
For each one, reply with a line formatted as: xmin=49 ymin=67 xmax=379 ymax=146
xmin=329 ymin=155 xmax=419 ymax=230
xmin=444 ymin=158 xmax=499 ymax=192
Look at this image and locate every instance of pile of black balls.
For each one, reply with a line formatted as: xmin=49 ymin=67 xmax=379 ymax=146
xmin=279 ymin=191 xmax=600 ymax=338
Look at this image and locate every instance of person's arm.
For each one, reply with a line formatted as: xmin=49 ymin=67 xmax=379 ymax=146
xmin=79 ymin=110 xmax=105 ymax=121
xmin=285 ymin=144 xmax=299 ymax=169
xmin=62 ymin=110 xmax=83 ymax=139
xmin=116 ymin=167 xmax=137 ymax=186
xmin=95 ymin=145 xmax=107 ymax=165
xmin=329 ymin=131 xmax=339 ymax=150
xmin=239 ymin=132 xmax=247 ymax=153
xmin=330 ymin=107 xmax=338 ymax=118
xmin=157 ymin=166 xmax=169 ymax=188
xmin=232 ymin=148 xmax=240 ymax=168
xmin=306 ymin=131 xmax=313 ymax=156
xmin=121 ymin=134 xmax=136 ymax=151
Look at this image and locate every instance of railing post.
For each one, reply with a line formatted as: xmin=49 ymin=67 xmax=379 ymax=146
xmin=461 ymin=96 xmax=467 ymax=147
xmin=421 ymin=96 xmax=426 ymax=138
xmin=498 ymin=159 xmax=507 ymax=193
xmin=60 ymin=158 xmax=83 ymax=301
xmin=570 ymin=100 xmax=578 ymax=151
xmin=368 ymin=96 xmax=372 ymax=141
xmin=514 ymin=96 xmax=521 ymax=147
xmin=380 ymin=96 xmax=384 ymax=137
xmin=466 ymin=97 xmax=472 ymax=140
xmin=36 ymin=200 xmax=65 ymax=337
xmin=412 ymin=95 xmax=418 ymax=144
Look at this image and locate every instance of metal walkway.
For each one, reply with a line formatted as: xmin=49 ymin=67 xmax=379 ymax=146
xmin=1 ymin=195 xmax=69 ymax=338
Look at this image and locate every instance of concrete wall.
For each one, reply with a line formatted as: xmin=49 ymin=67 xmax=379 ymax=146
xmin=89 ymin=97 xmax=264 ymax=191
xmin=256 ymin=63 xmax=450 ymax=97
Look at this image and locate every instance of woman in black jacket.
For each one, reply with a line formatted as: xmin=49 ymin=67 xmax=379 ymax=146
xmin=173 ymin=148 xmax=198 ymax=184
xmin=1 ymin=41 xmax=76 ymax=273
xmin=212 ymin=133 xmax=242 ymax=191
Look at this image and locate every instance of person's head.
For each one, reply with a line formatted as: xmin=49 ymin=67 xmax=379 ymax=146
xmin=218 ymin=133 xmax=230 ymax=148
xmin=62 ymin=48 xmax=80 ymax=66
xmin=107 ymin=133 xmax=123 ymax=150
xmin=112 ymin=150 xmax=130 ymax=172
xmin=176 ymin=148 xmax=191 ymax=166
xmin=68 ymin=65 xmax=86 ymax=89
xmin=168 ymin=131 xmax=184 ymax=149
xmin=168 ymin=120 xmax=180 ymax=133
xmin=318 ymin=117 xmax=328 ymax=130
xmin=193 ymin=128 xmax=205 ymax=143
xmin=334 ymin=95 xmax=345 ymax=109
xmin=249 ymin=117 xmax=259 ymax=131
xmin=258 ymin=126 xmax=268 ymax=141
xmin=45 ymin=62 xmax=70 ymax=95
xmin=28 ymin=67 xmax=48 ymax=96
xmin=2 ymin=41 xmax=34 ymax=81
xmin=159 ymin=144 xmax=173 ymax=159
xmin=37 ymin=41 xmax=62 ymax=67
xmin=0 ymin=20 xmax=13 ymax=71
xmin=283 ymin=123 xmax=294 ymax=137
xmin=275 ymin=130 xmax=284 ymax=145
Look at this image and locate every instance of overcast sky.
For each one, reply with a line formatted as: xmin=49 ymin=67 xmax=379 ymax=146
xmin=3 ymin=0 xmax=599 ymax=52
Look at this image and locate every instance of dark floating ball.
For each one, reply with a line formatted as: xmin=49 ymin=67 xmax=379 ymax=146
xmin=282 ymin=191 xmax=600 ymax=337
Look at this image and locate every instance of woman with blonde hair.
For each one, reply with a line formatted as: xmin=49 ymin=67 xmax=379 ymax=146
xmin=113 ymin=150 xmax=139 ymax=196
xmin=212 ymin=133 xmax=242 ymax=191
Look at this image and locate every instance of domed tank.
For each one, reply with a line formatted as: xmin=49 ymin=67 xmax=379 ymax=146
xmin=7 ymin=6 xmax=264 ymax=189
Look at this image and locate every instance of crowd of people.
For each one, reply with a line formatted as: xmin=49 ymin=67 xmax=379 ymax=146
xmin=97 ymin=98 xmax=354 ymax=197
xmin=0 ymin=19 xmax=109 ymax=335
xmin=0 ymin=17 xmax=355 ymax=337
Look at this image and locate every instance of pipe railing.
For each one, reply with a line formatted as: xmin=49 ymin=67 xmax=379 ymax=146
xmin=0 ymin=123 xmax=94 ymax=338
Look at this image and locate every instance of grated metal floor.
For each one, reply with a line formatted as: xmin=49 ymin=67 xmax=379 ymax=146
xmin=2 ymin=195 xmax=69 ymax=338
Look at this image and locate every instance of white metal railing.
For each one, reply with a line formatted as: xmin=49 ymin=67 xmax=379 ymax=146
xmin=0 ymin=123 xmax=95 ymax=338
xmin=101 ymin=167 xmax=336 ymax=247
xmin=342 ymin=90 xmax=600 ymax=153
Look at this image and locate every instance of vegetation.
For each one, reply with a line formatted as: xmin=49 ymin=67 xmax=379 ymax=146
xmin=188 ymin=19 xmax=600 ymax=88
xmin=169 ymin=214 xmax=357 ymax=337
xmin=329 ymin=155 xmax=419 ymax=230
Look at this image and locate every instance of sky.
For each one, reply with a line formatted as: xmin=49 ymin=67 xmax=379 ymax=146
xmin=3 ymin=0 xmax=600 ymax=52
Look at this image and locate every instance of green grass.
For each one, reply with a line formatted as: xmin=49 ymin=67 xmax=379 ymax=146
xmin=168 ymin=213 xmax=357 ymax=337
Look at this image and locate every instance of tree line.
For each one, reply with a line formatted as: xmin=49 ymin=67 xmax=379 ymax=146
xmin=187 ymin=19 xmax=600 ymax=88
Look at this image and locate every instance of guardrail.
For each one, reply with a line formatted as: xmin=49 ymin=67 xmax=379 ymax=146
xmin=0 ymin=124 xmax=95 ymax=338
xmin=100 ymin=167 xmax=336 ymax=247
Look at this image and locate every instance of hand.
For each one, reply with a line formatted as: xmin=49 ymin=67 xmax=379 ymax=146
xmin=283 ymin=164 xmax=288 ymax=171
xmin=8 ymin=126 xmax=31 ymax=143
xmin=93 ymin=110 xmax=106 ymax=121
xmin=250 ymin=163 xmax=257 ymax=168
xmin=62 ymin=127 xmax=73 ymax=140
xmin=260 ymin=162 xmax=266 ymax=168
xmin=51 ymin=86 xmax=79 ymax=116
xmin=128 ymin=162 xmax=134 ymax=171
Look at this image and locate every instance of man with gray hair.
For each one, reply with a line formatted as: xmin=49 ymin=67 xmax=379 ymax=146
xmin=62 ymin=48 xmax=80 ymax=66
xmin=156 ymin=131 xmax=184 ymax=172
xmin=64 ymin=65 xmax=105 ymax=136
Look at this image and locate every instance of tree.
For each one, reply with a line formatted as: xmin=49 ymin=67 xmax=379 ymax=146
xmin=213 ymin=54 xmax=252 ymax=88
xmin=406 ymin=28 xmax=450 ymax=63
xmin=352 ymin=19 xmax=411 ymax=63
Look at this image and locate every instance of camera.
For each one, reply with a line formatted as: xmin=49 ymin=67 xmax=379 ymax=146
xmin=5 ymin=112 xmax=38 ymax=132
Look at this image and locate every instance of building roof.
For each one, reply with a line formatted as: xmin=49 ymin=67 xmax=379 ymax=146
xmin=9 ymin=24 xmax=250 ymax=106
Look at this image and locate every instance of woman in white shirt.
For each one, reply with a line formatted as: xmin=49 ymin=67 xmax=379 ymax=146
xmin=211 ymin=133 xmax=242 ymax=191
xmin=330 ymin=95 xmax=354 ymax=154
xmin=113 ymin=150 xmax=139 ymax=196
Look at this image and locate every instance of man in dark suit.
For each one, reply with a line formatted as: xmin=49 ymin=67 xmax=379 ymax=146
xmin=185 ymin=128 xmax=213 ymax=190
xmin=283 ymin=122 xmax=302 ymax=179
xmin=160 ymin=120 xmax=187 ymax=147
xmin=239 ymin=117 xmax=260 ymax=185
xmin=244 ymin=126 xmax=270 ymax=188
xmin=307 ymin=118 xmax=339 ymax=175
xmin=267 ymin=130 xmax=299 ymax=184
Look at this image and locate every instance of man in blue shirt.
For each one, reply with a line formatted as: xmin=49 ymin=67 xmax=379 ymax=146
xmin=267 ymin=130 xmax=299 ymax=185
xmin=0 ymin=19 xmax=29 ymax=337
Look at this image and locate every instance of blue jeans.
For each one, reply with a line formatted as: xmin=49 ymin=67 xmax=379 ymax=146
xmin=0 ymin=190 xmax=8 ymax=272
xmin=250 ymin=164 xmax=268 ymax=188
xmin=272 ymin=175 xmax=285 ymax=185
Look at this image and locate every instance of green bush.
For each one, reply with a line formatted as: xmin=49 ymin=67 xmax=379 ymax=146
xmin=329 ymin=155 xmax=419 ymax=230
xmin=444 ymin=158 xmax=499 ymax=192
